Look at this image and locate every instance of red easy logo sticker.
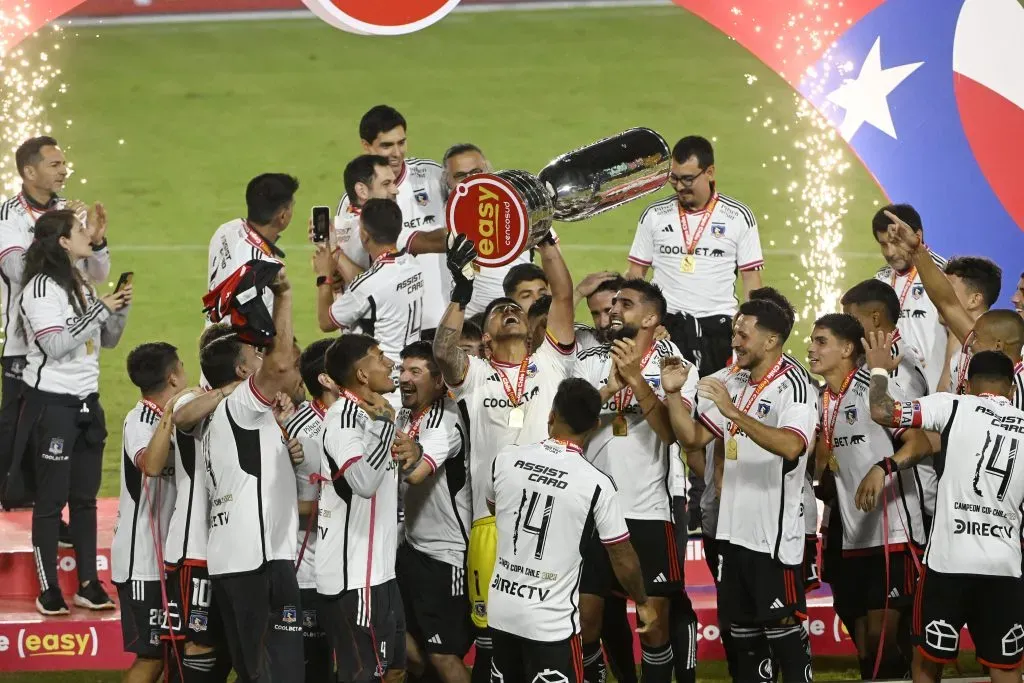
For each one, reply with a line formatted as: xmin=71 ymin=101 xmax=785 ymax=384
xmin=446 ymin=174 xmax=530 ymax=269
xmin=303 ymin=0 xmax=463 ymax=35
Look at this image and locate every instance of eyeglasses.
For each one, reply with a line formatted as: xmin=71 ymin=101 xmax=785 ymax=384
xmin=490 ymin=303 xmax=523 ymax=317
xmin=451 ymin=168 xmax=487 ymax=183
xmin=668 ymin=167 xmax=708 ymax=187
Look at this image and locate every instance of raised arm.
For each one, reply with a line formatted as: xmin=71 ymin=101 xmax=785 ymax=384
xmin=100 ymin=285 xmax=132 ymax=349
xmin=434 ymin=233 xmax=478 ymax=386
xmin=537 ymin=237 xmax=575 ymax=346
xmin=251 ymin=271 xmax=300 ymax=400
xmin=865 ymin=330 xmax=909 ymax=428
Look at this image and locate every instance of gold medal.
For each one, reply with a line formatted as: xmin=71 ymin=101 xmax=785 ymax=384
xmin=680 ymin=254 xmax=696 ymax=273
xmin=612 ymin=415 xmax=628 ymax=437
xmin=85 ymin=339 xmax=94 ymax=355
xmin=508 ymin=407 xmax=525 ymax=429
xmin=827 ymin=453 xmax=840 ymax=473
xmin=725 ymin=438 xmax=739 ymax=460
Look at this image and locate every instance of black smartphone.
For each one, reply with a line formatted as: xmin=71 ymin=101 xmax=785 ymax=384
xmin=115 ymin=271 xmax=134 ymax=292
xmin=311 ymin=206 xmax=331 ymax=243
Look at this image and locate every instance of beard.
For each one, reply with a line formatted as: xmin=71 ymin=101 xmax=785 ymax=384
xmin=607 ymin=324 xmax=640 ymax=342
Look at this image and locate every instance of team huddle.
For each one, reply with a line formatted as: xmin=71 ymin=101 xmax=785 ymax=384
xmin=2 ymin=103 xmax=1024 ymax=683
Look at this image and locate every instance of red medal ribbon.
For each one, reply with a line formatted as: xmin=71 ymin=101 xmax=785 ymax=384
xmin=405 ymin=404 xmax=430 ymax=438
xmin=678 ymin=194 xmax=719 ymax=256
xmin=954 ymin=334 xmax=973 ymax=395
xmin=18 ymin=192 xmax=54 ymax=221
xmin=492 ymin=357 xmax=530 ymax=410
xmin=889 ymin=267 xmax=918 ymax=311
xmin=140 ymin=397 xmax=165 ymax=418
xmin=821 ymin=367 xmax=858 ymax=453
xmin=615 ymin=343 xmax=658 ymax=414
xmin=547 ymin=437 xmax=583 ymax=455
xmin=728 ymin=356 xmax=788 ymax=436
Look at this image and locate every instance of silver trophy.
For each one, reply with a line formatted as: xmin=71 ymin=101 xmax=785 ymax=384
xmin=446 ymin=128 xmax=671 ymax=268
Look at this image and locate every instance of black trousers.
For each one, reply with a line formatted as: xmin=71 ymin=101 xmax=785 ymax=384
xmin=18 ymin=388 xmax=106 ymax=592
xmin=0 ymin=356 xmax=30 ymax=508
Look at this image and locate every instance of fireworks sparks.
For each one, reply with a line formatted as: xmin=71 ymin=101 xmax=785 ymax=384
xmin=0 ymin=4 xmax=69 ymax=201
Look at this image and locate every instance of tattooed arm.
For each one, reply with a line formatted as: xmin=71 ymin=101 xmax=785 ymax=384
xmin=868 ymin=374 xmax=902 ymax=427
xmin=432 ymin=302 xmax=470 ymax=387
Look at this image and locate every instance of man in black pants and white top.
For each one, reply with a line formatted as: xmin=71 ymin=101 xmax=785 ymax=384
xmin=315 ymin=334 xmax=412 ymax=683
xmin=201 ymin=269 xmax=306 ymax=683
xmin=484 ymin=378 xmax=656 ymax=683
xmin=860 ymin=346 xmax=1024 ymax=683
xmin=0 ymin=136 xmax=111 ymax=509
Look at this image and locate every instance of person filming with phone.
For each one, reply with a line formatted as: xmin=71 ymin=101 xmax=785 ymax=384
xmin=11 ymin=209 xmax=132 ymax=615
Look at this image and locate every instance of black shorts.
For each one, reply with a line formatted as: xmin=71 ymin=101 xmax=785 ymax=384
xmin=718 ymin=543 xmax=806 ymax=624
xmin=802 ymin=534 xmax=821 ymax=592
xmin=913 ymin=567 xmax=1024 ymax=670
xmin=491 ymin=629 xmax=584 ymax=683
xmin=300 ymin=588 xmax=331 ymax=683
xmin=581 ymin=518 xmax=683 ymax=597
xmin=165 ymin=562 xmax=225 ymax=649
xmin=212 ymin=559 xmax=305 ymax=682
xmin=319 ymin=579 xmax=407 ymax=682
xmin=832 ymin=547 xmax=917 ymax=620
xmin=115 ymin=579 xmax=164 ymax=659
xmin=396 ymin=543 xmax=472 ymax=657
xmin=820 ymin=506 xmax=843 ymax=586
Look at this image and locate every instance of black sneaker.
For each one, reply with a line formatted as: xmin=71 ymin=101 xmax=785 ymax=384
xmin=73 ymin=581 xmax=115 ymax=610
xmin=36 ymin=587 xmax=70 ymax=616
xmin=58 ymin=519 xmax=73 ymax=549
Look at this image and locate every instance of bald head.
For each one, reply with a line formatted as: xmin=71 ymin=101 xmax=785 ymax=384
xmin=972 ymin=309 xmax=1024 ymax=362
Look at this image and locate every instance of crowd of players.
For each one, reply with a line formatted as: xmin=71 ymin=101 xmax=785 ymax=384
xmin=1 ymin=102 xmax=1024 ymax=683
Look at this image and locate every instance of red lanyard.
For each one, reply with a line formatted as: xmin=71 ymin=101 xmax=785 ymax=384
xmin=492 ymin=357 xmax=530 ymax=409
xmin=19 ymin=193 xmax=52 ymax=221
xmin=405 ymin=405 xmax=429 ymax=438
xmin=954 ymin=335 xmax=973 ymax=395
xmin=890 ymin=267 xmax=918 ymax=309
xmin=546 ymin=438 xmax=583 ymax=456
xmin=616 ymin=344 xmax=657 ymax=414
xmin=728 ymin=356 xmax=787 ymax=436
xmin=820 ymin=368 xmax=858 ymax=452
xmin=140 ymin=398 xmax=164 ymax=418
xmin=678 ymin=194 xmax=718 ymax=255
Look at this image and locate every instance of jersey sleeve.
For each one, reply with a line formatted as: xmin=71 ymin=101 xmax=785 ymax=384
xmin=171 ymin=391 xmax=202 ymax=437
xmin=224 ymin=375 xmax=274 ymax=429
xmin=124 ymin=415 xmax=158 ymax=471
xmin=20 ymin=277 xmax=110 ymax=360
xmin=328 ymin=287 xmax=370 ymax=330
xmin=896 ymin=393 xmax=958 ymax=432
xmin=736 ymin=216 xmax=765 ymax=272
xmin=678 ymin=357 xmax=699 ymax=410
xmin=294 ymin=442 xmax=321 ymax=502
xmin=575 ymin=348 xmax=606 ymax=386
xmin=777 ymin=379 xmax=819 ymax=453
xmin=449 ymin=354 xmax=489 ymax=397
xmin=416 ymin=422 xmax=452 ymax=475
xmin=593 ymin=476 xmax=631 ymax=545
xmin=341 ymin=233 xmax=371 ymax=271
xmin=536 ymin=330 xmax=576 ymax=377
xmin=627 ymin=210 xmax=655 ymax=267
xmin=0 ymin=219 xmax=26 ymax=283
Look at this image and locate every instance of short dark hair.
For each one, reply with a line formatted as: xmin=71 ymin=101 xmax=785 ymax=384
xmin=246 ymin=173 xmax=299 ymax=225
xmin=841 ymin=279 xmax=902 ymax=326
xmin=400 ymin=340 xmax=440 ymax=377
xmin=300 ymin=338 xmax=334 ymax=398
xmin=945 ymin=256 xmax=1002 ymax=309
xmin=528 ymin=295 xmax=552 ymax=319
xmin=872 ymin=203 xmax=922 ymax=237
xmin=812 ymin=313 xmax=865 ymax=358
xmin=968 ymin=350 xmax=1015 ymax=384
xmin=737 ymin=299 xmax=794 ymax=341
xmin=749 ymin=286 xmax=796 ymax=328
xmin=552 ymin=378 xmax=602 ymax=435
xmin=671 ymin=136 xmax=714 ymax=168
xmin=16 ymin=136 xmax=59 ymax=177
xmin=359 ymin=105 xmax=407 ymax=144
xmin=343 ymin=154 xmax=391 ymax=205
xmin=126 ymin=342 xmax=180 ymax=394
xmin=590 ymin=276 xmax=625 ymax=299
xmin=483 ymin=297 xmax=521 ymax=326
xmin=360 ymin=198 xmax=403 ymax=245
xmin=466 ymin=311 xmax=487 ymax=331
xmin=199 ymin=323 xmax=235 ymax=351
xmin=503 ymin=264 xmax=547 ymax=297
xmin=324 ymin=334 xmax=377 ymax=386
xmin=461 ymin=319 xmax=483 ymax=341
xmin=442 ymin=143 xmax=484 ymax=165
xmin=200 ymin=336 xmax=246 ymax=390
xmin=618 ymin=278 xmax=668 ymax=323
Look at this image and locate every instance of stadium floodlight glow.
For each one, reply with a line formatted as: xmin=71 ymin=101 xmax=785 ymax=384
xmin=0 ymin=3 xmax=69 ymax=201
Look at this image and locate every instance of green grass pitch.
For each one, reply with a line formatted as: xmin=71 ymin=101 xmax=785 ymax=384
xmin=7 ymin=5 xmax=984 ymax=681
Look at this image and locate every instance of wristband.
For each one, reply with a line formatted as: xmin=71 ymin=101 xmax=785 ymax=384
xmin=870 ymin=367 xmax=889 ymax=378
xmin=316 ymin=276 xmax=329 ymax=287
xmin=91 ymin=238 xmax=108 ymax=251
xmin=874 ymin=457 xmax=897 ymax=474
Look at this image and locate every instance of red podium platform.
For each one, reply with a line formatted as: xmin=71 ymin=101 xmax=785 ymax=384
xmin=0 ymin=500 xmax=976 ymax=673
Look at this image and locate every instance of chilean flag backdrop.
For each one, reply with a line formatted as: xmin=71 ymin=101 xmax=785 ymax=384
xmin=675 ymin=0 xmax=1024 ymax=306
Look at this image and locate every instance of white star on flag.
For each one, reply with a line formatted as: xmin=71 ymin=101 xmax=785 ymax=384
xmin=826 ymin=37 xmax=924 ymax=141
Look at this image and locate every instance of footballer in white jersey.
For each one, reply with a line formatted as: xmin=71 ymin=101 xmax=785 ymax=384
xmin=862 ymin=350 xmax=1024 ymax=675
xmin=206 ymin=218 xmax=282 ymax=324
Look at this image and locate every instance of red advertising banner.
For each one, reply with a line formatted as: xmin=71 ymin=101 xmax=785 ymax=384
xmin=65 ymin=0 xmax=570 ymax=17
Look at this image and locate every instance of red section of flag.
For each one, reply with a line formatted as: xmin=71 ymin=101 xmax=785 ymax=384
xmin=327 ymin=0 xmax=452 ymax=27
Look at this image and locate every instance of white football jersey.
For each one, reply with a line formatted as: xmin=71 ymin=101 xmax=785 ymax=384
xmin=111 ymin=400 xmax=177 ymax=583
xmin=163 ymin=391 xmax=211 ymax=565
xmin=206 ymin=218 xmax=282 ymax=325
xmin=874 ymin=251 xmax=948 ymax=393
xmin=396 ymin=396 xmax=471 ymax=568
xmin=284 ymin=400 xmax=326 ymax=591
xmin=336 ymin=158 xmax=448 ymax=329
xmin=949 ymin=346 xmax=1024 ymax=410
xmin=697 ymin=356 xmax=818 ymax=565
xmin=317 ymin=393 xmax=399 ymax=594
xmin=0 ymin=193 xmax=111 ymax=358
xmin=576 ymin=339 xmax=697 ymax=521
xmin=451 ymin=334 xmax=577 ymax=522
xmin=628 ymin=193 xmax=765 ymax=318
xmin=205 ymin=377 xmax=299 ymax=577
xmin=465 ymin=251 xmax=533 ymax=317
xmin=897 ymin=393 xmax=1024 ymax=577
xmin=484 ymin=438 xmax=630 ymax=642
xmin=822 ymin=367 xmax=926 ymax=551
